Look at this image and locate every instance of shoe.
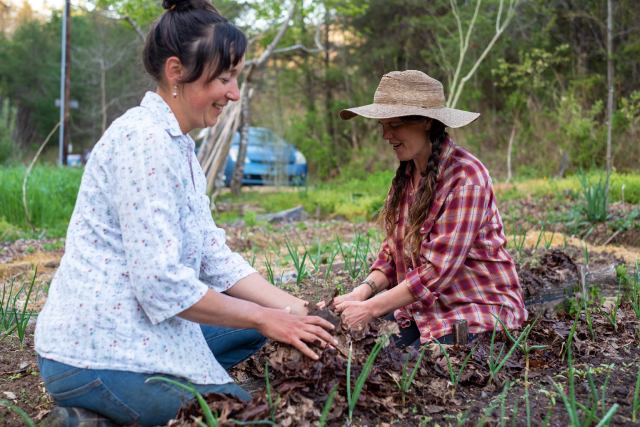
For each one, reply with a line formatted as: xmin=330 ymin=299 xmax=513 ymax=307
xmin=41 ymin=407 xmax=118 ymax=427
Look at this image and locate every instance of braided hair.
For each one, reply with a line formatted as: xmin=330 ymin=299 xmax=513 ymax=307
xmin=381 ymin=118 xmax=448 ymax=258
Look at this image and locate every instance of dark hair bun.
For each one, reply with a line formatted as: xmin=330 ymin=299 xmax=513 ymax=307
xmin=162 ymin=0 xmax=215 ymax=12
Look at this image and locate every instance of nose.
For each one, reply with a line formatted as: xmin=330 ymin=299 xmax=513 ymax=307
xmin=381 ymin=125 xmax=393 ymax=141
xmin=226 ymin=78 xmax=241 ymax=101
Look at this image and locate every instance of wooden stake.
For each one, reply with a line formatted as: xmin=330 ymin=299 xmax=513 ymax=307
xmin=453 ymin=319 xmax=468 ymax=345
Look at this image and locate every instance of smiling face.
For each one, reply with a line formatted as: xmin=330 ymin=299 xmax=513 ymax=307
xmin=177 ymin=58 xmax=244 ymax=132
xmin=159 ymin=56 xmax=244 ymax=134
xmin=378 ymin=117 xmax=432 ymax=171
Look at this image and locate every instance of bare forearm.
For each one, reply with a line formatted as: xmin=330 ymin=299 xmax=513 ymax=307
xmin=350 ymin=270 xmax=391 ymax=300
xmin=178 ymin=288 xmax=268 ymax=329
xmin=367 ymin=281 xmax=417 ymax=317
xmin=224 ymin=272 xmax=308 ymax=315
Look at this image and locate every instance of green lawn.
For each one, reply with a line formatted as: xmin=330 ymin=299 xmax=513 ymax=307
xmin=1 ymin=165 xmax=639 ymax=240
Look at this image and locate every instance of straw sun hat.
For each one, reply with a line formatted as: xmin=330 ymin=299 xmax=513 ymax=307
xmin=339 ymin=70 xmax=480 ymax=128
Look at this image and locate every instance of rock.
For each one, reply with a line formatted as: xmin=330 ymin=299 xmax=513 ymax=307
xmin=257 ymin=206 xmax=307 ymax=223
xmin=44 ymin=260 xmax=60 ymax=268
xmin=2 ymin=391 xmax=17 ymax=400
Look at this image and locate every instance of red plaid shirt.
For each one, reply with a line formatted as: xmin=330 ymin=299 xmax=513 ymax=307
xmin=371 ymin=137 xmax=527 ymax=343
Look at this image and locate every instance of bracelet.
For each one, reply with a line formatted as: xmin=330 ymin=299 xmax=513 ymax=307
xmin=362 ymin=278 xmax=377 ymax=295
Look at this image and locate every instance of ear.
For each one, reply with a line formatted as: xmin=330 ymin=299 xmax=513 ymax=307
xmin=163 ymin=56 xmax=184 ymax=85
xmin=424 ymin=118 xmax=433 ymax=132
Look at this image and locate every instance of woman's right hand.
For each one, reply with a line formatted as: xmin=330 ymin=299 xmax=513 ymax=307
xmin=317 ymin=285 xmax=370 ymax=310
xmin=257 ymin=307 xmax=338 ymax=360
xmin=332 ymin=286 xmax=370 ymax=306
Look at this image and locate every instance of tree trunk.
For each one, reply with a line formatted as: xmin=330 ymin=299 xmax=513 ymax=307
xmin=62 ymin=0 xmax=71 ymax=164
xmin=323 ymin=5 xmax=335 ymax=142
xmin=605 ymin=0 xmax=614 ymax=205
xmin=231 ymin=86 xmax=250 ymax=195
xmin=506 ymin=119 xmax=517 ymax=182
xmin=100 ymin=59 xmax=107 ymax=134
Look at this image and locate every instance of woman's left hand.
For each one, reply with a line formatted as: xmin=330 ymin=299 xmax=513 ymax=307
xmin=334 ymin=300 xmax=376 ymax=329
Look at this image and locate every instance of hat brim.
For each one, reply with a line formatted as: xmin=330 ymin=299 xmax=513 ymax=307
xmin=339 ymin=104 xmax=480 ymax=129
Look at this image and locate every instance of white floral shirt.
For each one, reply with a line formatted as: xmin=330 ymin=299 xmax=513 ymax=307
xmin=35 ymin=92 xmax=256 ymax=384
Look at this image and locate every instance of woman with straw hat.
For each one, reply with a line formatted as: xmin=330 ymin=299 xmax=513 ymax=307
xmin=332 ymin=70 xmax=527 ymax=346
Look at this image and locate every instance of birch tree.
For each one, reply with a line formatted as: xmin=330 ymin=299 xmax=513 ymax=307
xmin=446 ymin=0 xmax=520 ymax=109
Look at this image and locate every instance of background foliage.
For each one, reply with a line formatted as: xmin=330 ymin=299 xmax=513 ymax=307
xmin=0 ymin=0 xmax=638 ymax=181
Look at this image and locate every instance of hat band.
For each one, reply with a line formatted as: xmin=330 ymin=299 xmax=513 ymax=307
xmin=373 ymin=92 xmax=445 ymax=109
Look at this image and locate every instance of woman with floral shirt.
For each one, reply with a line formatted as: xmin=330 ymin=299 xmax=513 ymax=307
xmin=34 ymin=0 xmax=335 ymax=425
xmin=331 ymin=70 xmax=527 ymax=346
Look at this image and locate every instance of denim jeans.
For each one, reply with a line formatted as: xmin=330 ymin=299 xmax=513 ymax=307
xmin=38 ymin=325 xmax=266 ymax=427
xmin=383 ymin=313 xmax=479 ymax=347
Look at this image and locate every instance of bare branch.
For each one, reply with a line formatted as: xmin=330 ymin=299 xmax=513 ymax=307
xmin=244 ymin=1 xmax=297 ymax=81
xmin=123 ymin=16 xmax=145 ymax=41
xmin=448 ymin=0 xmax=483 ymax=107
xmin=449 ymin=0 xmax=520 ymax=109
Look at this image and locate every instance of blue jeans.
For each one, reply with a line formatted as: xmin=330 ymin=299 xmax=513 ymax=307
xmin=384 ymin=313 xmax=480 ymax=347
xmin=38 ymin=325 xmax=266 ymax=426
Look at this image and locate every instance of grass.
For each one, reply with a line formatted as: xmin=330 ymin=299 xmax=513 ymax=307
xmin=318 ymin=383 xmax=338 ymax=427
xmin=395 ymin=344 xmax=429 ymax=403
xmin=0 ymin=165 xmax=82 ymax=237
xmin=213 ymin=170 xmax=640 ymax=228
xmin=216 ymin=171 xmax=392 ymax=223
xmin=146 ymin=376 xmax=219 ymax=427
xmin=496 ymin=172 xmax=640 ymax=205
xmin=335 ymin=233 xmax=372 ymax=280
xmin=553 ymin=321 xmax=621 ymax=426
xmin=434 ymin=340 xmax=478 ymax=392
xmin=633 ymin=365 xmax=640 ymax=422
xmin=0 ymin=400 xmax=36 ymax=426
xmin=1 ymin=267 xmax=37 ymax=344
xmin=2 ymin=165 xmax=639 ymax=237
xmin=487 ymin=315 xmax=530 ymax=385
xmin=346 ymin=335 xmax=388 ymax=423
xmin=284 ymin=238 xmax=309 ymax=287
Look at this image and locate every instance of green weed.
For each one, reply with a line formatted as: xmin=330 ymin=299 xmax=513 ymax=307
xmin=284 ymin=239 xmax=309 ymax=287
xmin=0 ymin=400 xmax=36 ymax=427
xmin=577 ymin=171 xmax=609 ymax=223
xmin=487 ymin=316 xmax=530 ymax=385
xmin=553 ymin=321 xmax=620 ymax=426
xmin=633 ymin=365 xmax=640 ymax=423
xmin=346 ymin=335 xmax=388 ymax=423
xmin=0 ymin=166 xmax=82 ymax=235
xmin=146 ymin=376 xmax=218 ymax=427
xmin=434 ymin=340 xmax=478 ymax=392
xmin=395 ymin=345 xmax=428 ymax=403
xmin=318 ymin=383 xmax=338 ymax=427
xmin=0 ymin=267 xmax=37 ymax=344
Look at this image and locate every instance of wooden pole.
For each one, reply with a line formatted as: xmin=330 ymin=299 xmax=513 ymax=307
xmin=605 ymin=0 xmax=614 ymax=203
xmin=61 ymin=0 xmax=71 ymax=166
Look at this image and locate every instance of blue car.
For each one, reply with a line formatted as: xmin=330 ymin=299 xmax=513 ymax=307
xmin=223 ymin=127 xmax=307 ymax=186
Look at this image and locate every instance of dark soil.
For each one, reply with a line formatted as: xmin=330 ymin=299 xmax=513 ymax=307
xmin=0 ymin=325 xmax=52 ymax=425
xmin=167 ymin=248 xmax=640 ymax=426
xmin=1 ymin=228 xmax=639 ymax=425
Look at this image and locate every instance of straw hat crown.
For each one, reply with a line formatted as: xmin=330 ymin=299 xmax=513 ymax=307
xmin=340 ymin=70 xmax=479 ymax=129
xmin=373 ymin=70 xmax=446 ymax=109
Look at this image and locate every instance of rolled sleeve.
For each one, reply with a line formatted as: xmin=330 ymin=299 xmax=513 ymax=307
xmin=402 ymin=185 xmax=491 ymax=305
xmin=114 ymin=128 xmax=208 ymax=325
xmin=370 ymin=238 xmax=398 ymax=287
xmin=200 ymin=224 xmax=256 ymax=292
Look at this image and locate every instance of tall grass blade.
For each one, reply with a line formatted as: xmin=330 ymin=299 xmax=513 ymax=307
xmin=146 ymin=376 xmax=218 ymax=426
xmin=318 ymin=384 xmax=338 ymax=427
xmin=0 ymin=400 xmax=36 ymax=427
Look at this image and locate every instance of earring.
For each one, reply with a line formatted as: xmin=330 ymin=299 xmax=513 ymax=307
xmin=172 ymin=85 xmax=178 ymax=98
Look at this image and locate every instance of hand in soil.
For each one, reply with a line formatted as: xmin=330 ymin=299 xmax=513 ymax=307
xmin=257 ymin=307 xmax=338 ymax=360
xmin=332 ymin=286 xmax=368 ymax=305
xmin=316 ymin=286 xmax=367 ymax=310
xmin=334 ymin=299 xmax=376 ymax=329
